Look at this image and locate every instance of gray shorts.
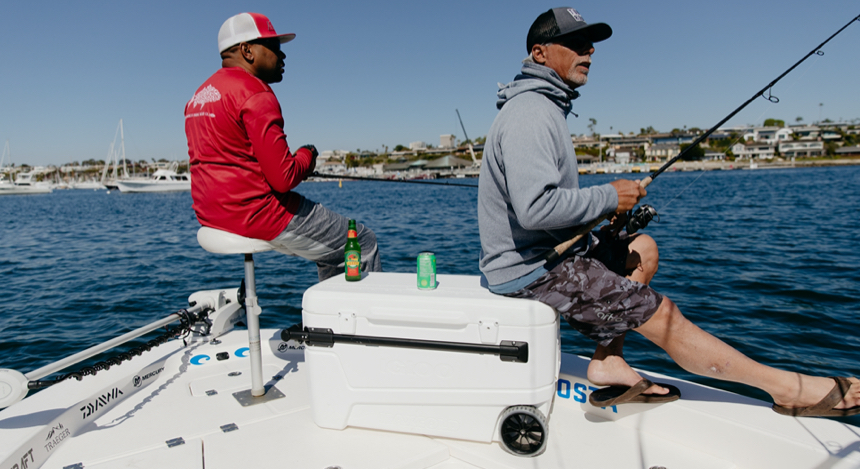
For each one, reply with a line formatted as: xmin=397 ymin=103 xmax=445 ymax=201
xmin=269 ymin=195 xmax=382 ymax=281
xmin=504 ymin=232 xmax=663 ymax=346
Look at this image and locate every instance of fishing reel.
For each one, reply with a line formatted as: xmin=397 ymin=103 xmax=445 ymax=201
xmin=625 ymin=204 xmax=659 ymax=235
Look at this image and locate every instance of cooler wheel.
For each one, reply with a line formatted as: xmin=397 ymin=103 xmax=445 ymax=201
xmin=499 ymin=405 xmax=548 ymax=457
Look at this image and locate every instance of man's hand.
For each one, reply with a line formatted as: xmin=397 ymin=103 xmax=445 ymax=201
xmin=300 ymin=144 xmax=318 ymax=179
xmin=609 ymin=179 xmax=646 ymax=213
xmin=601 ymin=211 xmax=629 ymax=237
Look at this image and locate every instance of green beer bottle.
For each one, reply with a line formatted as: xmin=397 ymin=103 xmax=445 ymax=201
xmin=344 ymin=219 xmax=362 ymax=281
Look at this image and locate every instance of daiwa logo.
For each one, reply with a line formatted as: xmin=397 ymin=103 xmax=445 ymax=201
xmin=134 ymin=367 xmax=164 ymax=387
xmin=566 ymin=8 xmax=584 ymax=23
xmin=44 ymin=423 xmax=70 ymax=453
xmin=80 ymin=388 xmax=124 ymax=419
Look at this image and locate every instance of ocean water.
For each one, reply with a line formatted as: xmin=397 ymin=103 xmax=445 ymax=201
xmin=1 ymin=165 xmax=858 ymax=422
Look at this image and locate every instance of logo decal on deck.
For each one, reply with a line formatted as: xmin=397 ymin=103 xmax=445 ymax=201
xmin=190 ymin=354 xmax=210 ymax=365
xmin=80 ymin=388 xmax=124 ymax=419
xmin=134 ymin=367 xmax=165 ymax=387
xmin=557 ymin=379 xmax=617 ymax=413
xmin=44 ymin=423 xmax=70 ymax=453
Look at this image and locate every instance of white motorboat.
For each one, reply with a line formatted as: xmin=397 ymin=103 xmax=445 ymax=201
xmin=115 ymin=163 xmax=190 ymax=193
xmin=70 ymin=178 xmax=107 ymax=191
xmin=1 ymin=269 xmax=858 ymax=469
xmin=0 ymin=141 xmax=52 ymax=195
xmin=0 ymin=171 xmax=53 ymax=195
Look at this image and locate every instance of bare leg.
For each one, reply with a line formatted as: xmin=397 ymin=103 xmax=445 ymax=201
xmin=624 ymin=233 xmax=658 ymax=285
xmin=587 ymin=234 xmax=671 ymax=395
xmin=635 ymin=297 xmax=860 ymax=410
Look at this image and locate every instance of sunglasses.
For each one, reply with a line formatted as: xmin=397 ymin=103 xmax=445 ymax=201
xmin=248 ymin=38 xmax=281 ymax=53
xmin=549 ymin=37 xmax=593 ymax=54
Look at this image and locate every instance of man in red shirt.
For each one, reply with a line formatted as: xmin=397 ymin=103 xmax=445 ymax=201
xmin=185 ymin=12 xmax=382 ymax=280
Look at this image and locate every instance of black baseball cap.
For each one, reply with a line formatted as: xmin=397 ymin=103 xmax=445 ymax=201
xmin=526 ymin=7 xmax=612 ymax=53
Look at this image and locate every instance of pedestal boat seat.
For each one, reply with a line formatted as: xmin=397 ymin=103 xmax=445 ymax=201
xmin=196 ymin=226 xmax=282 ymax=403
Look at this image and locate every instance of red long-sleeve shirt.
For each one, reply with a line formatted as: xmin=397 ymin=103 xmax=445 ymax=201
xmin=185 ymin=67 xmax=313 ymax=240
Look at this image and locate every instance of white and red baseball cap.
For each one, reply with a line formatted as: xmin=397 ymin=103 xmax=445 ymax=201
xmin=218 ymin=12 xmax=296 ymax=53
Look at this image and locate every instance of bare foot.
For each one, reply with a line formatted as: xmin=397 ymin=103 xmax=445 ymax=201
xmin=587 ymin=354 xmax=670 ymax=396
xmin=772 ymin=375 xmax=860 ymax=410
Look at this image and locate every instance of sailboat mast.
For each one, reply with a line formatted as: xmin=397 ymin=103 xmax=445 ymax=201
xmin=101 ymin=142 xmax=115 ymax=184
xmin=1 ymin=141 xmax=9 ymax=181
xmin=120 ymin=119 xmax=128 ymax=179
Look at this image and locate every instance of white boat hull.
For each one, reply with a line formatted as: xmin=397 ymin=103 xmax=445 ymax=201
xmin=1 ymin=324 xmax=858 ymax=469
xmin=0 ymin=183 xmax=52 ymax=195
xmin=115 ymin=180 xmax=190 ymax=193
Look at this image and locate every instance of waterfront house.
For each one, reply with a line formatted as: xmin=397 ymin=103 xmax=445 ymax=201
xmin=743 ymin=126 xmax=792 ymax=145
xmin=732 ymin=142 xmax=775 ymax=160
xmin=703 ymin=150 xmax=726 ymax=161
xmin=645 ymin=143 xmax=680 ymax=163
xmin=319 ymin=160 xmax=346 ymax=173
xmin=778 ymin=141 xmax=825 ymax=158
xmin=835 ymin=146 xmax=860 ymax=157
xmin=790 ymin=125 xmax=821 ymax=140
xmin=423 ymin=155 xmax=472 ymax=170
xmin=605 ymin=147 xmax=633 ymax=164
xmin=651 ymin=133 xmax=696 ymax=145
xmin=571 ymin=135 xmax=603 ymax=150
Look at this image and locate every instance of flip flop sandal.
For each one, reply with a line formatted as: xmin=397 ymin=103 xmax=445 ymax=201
xmin=589 ymin=378 xmax=682 ymax=407
xmin=773 ymin=377 xmax=860 ymax=417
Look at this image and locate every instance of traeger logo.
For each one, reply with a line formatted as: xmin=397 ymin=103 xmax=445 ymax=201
xmin=44 ymin=423 xmax=70 ymax=453
xmin=133 ymin=367 xmax=164 ymax=387
xmin=80 ymin=388 xmax=124 ymax=419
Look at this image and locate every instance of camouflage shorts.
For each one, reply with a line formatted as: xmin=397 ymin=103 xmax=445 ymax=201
xmin=504 ymin=232 xmax=663 ymax=346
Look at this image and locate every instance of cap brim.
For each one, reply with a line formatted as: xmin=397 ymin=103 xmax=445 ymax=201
xmin=559 ymin=23 xmax=612 ymax=43
xmin=258 ymin=32 xmax=296 ymax=44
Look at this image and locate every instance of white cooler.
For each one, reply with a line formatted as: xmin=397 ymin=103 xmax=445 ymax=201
xmin=300 ymin=271 xmax=560 ymax=447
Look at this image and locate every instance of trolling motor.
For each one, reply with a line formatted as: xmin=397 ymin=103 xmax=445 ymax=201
xmin=625 ymin=204 xmax=659 ymax=235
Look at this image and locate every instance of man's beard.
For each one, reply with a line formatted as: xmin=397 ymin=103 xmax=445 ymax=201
xmin=566 ymin=60 xmax=590 ymax=87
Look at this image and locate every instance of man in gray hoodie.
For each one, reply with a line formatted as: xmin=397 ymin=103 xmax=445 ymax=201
xmin=478 ymin=7 xmax=859 ymax=415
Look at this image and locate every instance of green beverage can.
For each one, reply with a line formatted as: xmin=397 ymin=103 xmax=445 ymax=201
xmin=417 ymin=252 xmax=437 ymax=290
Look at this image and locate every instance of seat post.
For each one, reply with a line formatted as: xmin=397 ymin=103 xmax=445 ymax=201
xmin=197 ymin=226 xmax=284 ymax=404
xmin=243 ymin=253 xmax=265 ymax=397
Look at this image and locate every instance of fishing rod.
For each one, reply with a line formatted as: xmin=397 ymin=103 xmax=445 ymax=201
xmin=311 ymin=171 xmax=477 ymax=188
xmin=546 ymin=13 xmax=860 ymax=263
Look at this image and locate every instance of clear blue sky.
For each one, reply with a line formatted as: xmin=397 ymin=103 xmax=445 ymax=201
xmin=1 ymin=0 xmax=858 ymax=166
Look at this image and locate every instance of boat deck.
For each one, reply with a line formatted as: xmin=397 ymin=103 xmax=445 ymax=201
xmin=1 ymin=328 xmax=859 ymax=469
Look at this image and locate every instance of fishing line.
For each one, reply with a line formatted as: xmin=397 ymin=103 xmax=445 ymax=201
xmin=546 ymin=13 xmax=860 ymax=262
xmin=659 ymin=52 xmax=823 ymax=214
xmin=311 ymin=171 xmax=478 ymax=188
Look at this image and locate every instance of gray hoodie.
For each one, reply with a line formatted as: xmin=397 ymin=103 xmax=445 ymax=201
xmin=478 ymin=63 xmax=618 ymax=290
